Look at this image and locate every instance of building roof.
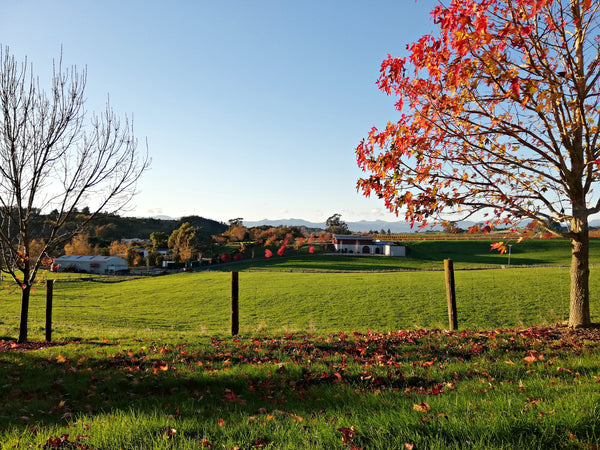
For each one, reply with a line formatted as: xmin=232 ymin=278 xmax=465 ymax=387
xmin=334 ymin=235 xmax=373 ymax=242
xmin=54 ymin=255 xmax=127 ymax=263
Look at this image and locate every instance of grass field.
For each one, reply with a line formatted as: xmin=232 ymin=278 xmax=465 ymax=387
xmin=1 ymin=239 xmax=600 ymax=340
xmin=0 ymin=266 xmax=596 ymax=340
xmin=224 ymin=238 xmax=600 ymax=272
xmin=1 ymin=238 xmax=600 ymax=448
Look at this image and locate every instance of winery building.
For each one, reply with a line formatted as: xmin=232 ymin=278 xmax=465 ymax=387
xmin=332 ymin=235 xmax=406 ymax=256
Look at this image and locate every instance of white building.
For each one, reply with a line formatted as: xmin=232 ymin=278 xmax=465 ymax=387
xmin=52 ymin=255 xmax=129 ymax=274
xmin=332 ymin=235 xmax=406 ymax=256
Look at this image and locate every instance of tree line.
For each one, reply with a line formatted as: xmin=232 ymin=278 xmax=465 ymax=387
xmin=58 ymin=216 xmax=338 ymax=267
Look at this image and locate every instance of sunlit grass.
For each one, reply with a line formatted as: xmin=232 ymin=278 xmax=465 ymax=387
xmin=1 ymin=328 xmax=599 ymax=448
xmin=1 ymin=265 xmax=595 ymax=342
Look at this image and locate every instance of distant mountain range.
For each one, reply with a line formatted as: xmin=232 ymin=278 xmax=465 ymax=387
xmin=244 ymin=218 xmax=600 ymax=233
xmin=151 ymin=216 xmax=422 ymax=233
xmin=243 ymin=218 xmax=440 ymax=233
xmin=153 ymin=216 xmax=600 ymax=233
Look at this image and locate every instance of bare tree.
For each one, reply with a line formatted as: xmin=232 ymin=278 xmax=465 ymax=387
xmin=0 ymin=47 xmax=150 ymax=342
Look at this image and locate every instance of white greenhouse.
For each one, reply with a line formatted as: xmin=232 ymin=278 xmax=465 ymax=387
xmin=52 ymin=255 xmax=129 ymax=274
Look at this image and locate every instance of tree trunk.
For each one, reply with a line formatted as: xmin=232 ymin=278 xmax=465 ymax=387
xmin=18 ymin=285 xmax=31 ymax=343
xmin=569 ymin=218 xmax=591 ymax=327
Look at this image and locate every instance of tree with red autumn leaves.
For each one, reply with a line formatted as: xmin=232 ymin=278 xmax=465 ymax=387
xmin=356 ymin=0 xmax=600 ymax=327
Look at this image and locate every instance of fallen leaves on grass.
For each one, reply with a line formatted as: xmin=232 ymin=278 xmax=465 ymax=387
xmin=0 ymin=340 xmax=63 ymax=352
xmin=337 ymin=426 xmax=357 ymax=444
xmin=41 ymin=433 xmax=93 ymax=449
xmin=413 ymin=401 xmax=431 ymax=413
xmin=3 ymin=324 xmax=600 ymax=448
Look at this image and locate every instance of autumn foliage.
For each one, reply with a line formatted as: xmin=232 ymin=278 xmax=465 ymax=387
xmin=356 ymin=0 xmax=600 ymax=327
xmin=358 ymin=0 xmax=599 ymax=231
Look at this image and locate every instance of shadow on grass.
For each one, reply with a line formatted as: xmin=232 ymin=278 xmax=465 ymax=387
xmin=1 ymin=328 xmax=600 ymax=448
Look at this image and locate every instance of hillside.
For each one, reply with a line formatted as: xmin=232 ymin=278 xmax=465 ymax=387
xmin=28 ymin=211 xmax=228 ymax=242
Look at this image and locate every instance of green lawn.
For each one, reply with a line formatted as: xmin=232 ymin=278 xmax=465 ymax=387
xmin=1 ymin=238 xmax=599 ymax=448
xmin=1 ymin=327 xmax=599 ymax=448
xmin=2 ymin=238 xmax=598 ymax=341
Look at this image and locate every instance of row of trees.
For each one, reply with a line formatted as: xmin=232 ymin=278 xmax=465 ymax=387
xmin=59 ymin=216 xmax=340 ymax=267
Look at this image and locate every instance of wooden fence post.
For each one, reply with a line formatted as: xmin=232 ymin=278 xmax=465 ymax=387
xmin=231 ymin=271 xmax=239 ymax=336
xmin=46 ymin=280 xmax=55 ymax=342
xmin=444 ymin=259 xmax=458 ymax=331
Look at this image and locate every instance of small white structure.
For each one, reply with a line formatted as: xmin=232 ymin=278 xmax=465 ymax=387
xmin=332 ymin=235 xmax=406 ymax=256
xmin=378 ymin=241 xmax=406 ymax=257
xmin=52 ymin=255 xmax=129 ymax=274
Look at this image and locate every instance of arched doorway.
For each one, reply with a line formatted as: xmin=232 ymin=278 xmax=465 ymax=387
xmin=362 ymin=246 xmax=370 ymax=254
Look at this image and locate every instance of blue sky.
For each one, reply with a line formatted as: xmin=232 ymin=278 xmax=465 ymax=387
xmin=2 ymin=1 xmax=438 ymax=224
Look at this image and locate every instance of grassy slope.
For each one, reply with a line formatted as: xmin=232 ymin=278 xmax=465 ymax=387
xmin=1 ymin=238 xmax=598 ymax=341
xmin=0 ymin=266 xmax=597 ymax=340
xmin=224 ymin=238 xmax=600 ymax=271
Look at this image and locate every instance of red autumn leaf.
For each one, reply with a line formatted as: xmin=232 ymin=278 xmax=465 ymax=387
xmin=218 ymin=418 xmax=225 ymax=427
xmin=490 ymin=241 xmax=507 ymax=254
xmin=337 ymin=426 xmax=357 ymax=444
xmin=566 ymin=430 xmax=578 ymax=441
xmin=468 ymin=226 xmax=481 ymax=234
xmin=428 ymin=384 xmax=444 ymax=395
xmin=164 ymin=426 xmax=177 ymax=439
xmin=413 ymin=401 xmax=430 ymax=413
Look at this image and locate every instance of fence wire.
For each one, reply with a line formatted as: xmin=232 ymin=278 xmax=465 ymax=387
xmin=0 ymin=266 xmax=595 ymax=340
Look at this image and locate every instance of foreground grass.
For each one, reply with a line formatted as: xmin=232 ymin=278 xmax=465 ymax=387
xmin=1 ymin=327 xmax=599 ymax=449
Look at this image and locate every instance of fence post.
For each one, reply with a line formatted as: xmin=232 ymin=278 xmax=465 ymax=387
xmin=46 ymin=280 xmax=55 ymax=342
xmin=444 ymin=259 xmax=458 ymax=331
xmin=231 ymin=271 xmax=239 ymax=336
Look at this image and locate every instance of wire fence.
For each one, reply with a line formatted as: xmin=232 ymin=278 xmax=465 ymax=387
xmin=1 ymin=264 xmax=591 ymax=342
